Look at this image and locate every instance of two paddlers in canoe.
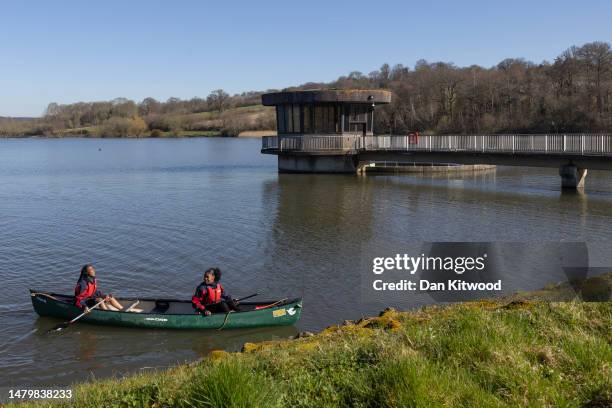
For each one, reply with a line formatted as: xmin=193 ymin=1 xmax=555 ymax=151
xmin=74 ymin=264 xmax=239 ymax=315
xmin=33 ymin=265 xmax=300 ymax=330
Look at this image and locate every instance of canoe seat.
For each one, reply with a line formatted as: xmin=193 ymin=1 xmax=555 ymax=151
xmin=152 ymin=301 xmax=170 ymax=314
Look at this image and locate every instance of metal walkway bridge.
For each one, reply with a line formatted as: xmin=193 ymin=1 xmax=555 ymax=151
xmin=262 ymin=133 xmax=612 ymax=188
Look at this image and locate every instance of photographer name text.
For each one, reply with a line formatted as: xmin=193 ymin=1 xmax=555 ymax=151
xmin=373 ymin=279 xmax=502 ymax=291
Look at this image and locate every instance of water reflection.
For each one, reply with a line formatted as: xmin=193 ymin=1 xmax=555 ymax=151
xmin=7 ymin=316 xmax=298 ymax=387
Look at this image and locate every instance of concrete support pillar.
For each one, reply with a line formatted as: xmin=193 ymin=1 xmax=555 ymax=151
xmin=559 ymin=164 xmax=588 ymax=190
xmin=278 ymin=155 xmax=358 ymax=173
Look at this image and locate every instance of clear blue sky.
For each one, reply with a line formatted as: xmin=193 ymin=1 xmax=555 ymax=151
xmin=1 ymin=0 xmax=610 ymax=117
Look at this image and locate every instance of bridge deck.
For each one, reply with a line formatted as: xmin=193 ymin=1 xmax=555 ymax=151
xmin=262 ymin=134 xmax=612 ymax=157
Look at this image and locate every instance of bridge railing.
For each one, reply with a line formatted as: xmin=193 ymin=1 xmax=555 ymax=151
xmin=262 ymin=135 xmax=278 ymax=149
xmin=262 ymin=134 xmax=612 ymax=156
xmin=262 ymin=135 xmax=362 ymax=151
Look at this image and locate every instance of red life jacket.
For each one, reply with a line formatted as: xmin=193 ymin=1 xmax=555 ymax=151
xmin=74 ymin=277 xmax=97 ymax=308
xmin=206 ymin=283 xmax=223 ymax=304
xmin=192 ymin=283 xmax=224 ymax=311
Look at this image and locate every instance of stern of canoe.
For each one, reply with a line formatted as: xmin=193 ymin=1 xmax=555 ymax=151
xmin=213 ymin=300 xmax=303 ymax=329
xmin=30 ymin=291 xmax=76 ymax=319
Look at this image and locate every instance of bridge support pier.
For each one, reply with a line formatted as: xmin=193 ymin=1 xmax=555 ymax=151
xmin=559 ymin=164 xmax=588 ymax=190
xmin=278 ymin=155 xmax=357 ymax=173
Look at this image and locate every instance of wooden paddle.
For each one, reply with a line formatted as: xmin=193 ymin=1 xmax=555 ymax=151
xmin=235 ymin=293 xmax=259 ymax=303
xmin=215 ymin=293 xmax=259 ymax=330
xmin=199 ymin=293 xmax=259 ymax=316
xmin=47 ymin=298 xmax=107 ymax=333
xmin=207 ymin=293 xmax=259 ymax=306
xmin=254 ymin=298 xmax=288 ymax=310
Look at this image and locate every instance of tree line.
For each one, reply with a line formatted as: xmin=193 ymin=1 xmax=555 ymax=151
xmin=0 ymin=90 xmax=273 ymax=137
xmin=337 ymin=41 xmax=612 ymax=134
xmin=1 ymin=40 xmax=610 ymax=137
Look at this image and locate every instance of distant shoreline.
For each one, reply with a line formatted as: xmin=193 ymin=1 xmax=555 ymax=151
xmin=0 ymin=130 xmax=276 ymax=139
xmin=0 ymin=104 xmax=277 ymax=139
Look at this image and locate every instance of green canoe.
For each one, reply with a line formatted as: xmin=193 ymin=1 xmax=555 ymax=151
xmin=30 ymin=290 xmax=302 ymax=330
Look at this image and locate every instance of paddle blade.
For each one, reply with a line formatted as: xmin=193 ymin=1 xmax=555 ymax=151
xmin=46 ymin=322 xmax=70 ymax=333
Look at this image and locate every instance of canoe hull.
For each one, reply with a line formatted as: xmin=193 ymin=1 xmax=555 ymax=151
xmin=30 ymin=291 xmax=302 ymax=330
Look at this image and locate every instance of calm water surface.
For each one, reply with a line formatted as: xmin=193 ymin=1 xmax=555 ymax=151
xmin=1 ymin=138 xmax=611 ymax=387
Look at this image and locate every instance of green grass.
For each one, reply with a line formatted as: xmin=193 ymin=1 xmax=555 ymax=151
xmin=173 ymin=111 xmax=219 ymax=122
xmin=12 ymin=275 xmax=612 ymax=407
xmin=182 ymin=360 xmax=278 ymax=407
xmin=55 ymin=126 xmax=98 ymax=136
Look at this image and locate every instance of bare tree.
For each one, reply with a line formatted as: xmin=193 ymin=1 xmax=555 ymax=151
xmin=576 ymin=42 xmax=612 ymax=114
xmin=207 ymin=89 xmax=230 ymax=112
xmin=139 ymin=97 xmax=161 ymax=116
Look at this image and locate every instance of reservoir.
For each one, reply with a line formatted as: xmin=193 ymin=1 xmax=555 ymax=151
xmin=1 ymin=137 xmax=611 ymax=387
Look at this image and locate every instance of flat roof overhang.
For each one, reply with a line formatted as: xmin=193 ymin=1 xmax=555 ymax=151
xmin=262 ymin=89 xmax=391 ymax=106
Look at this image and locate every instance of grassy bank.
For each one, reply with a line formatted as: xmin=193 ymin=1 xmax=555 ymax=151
xmin=12 ymin=275 xmax=612 ymax=407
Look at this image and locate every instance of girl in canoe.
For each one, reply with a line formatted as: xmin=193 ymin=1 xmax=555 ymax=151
xmin=74 ymin=264 xmax=124 ymax=311
xmin=192 ymin=267 xmax=240 ymax=315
